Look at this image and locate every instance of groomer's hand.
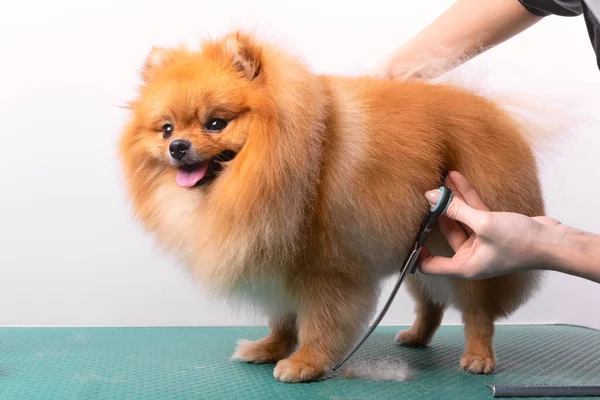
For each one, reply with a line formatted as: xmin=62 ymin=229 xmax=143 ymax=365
xmin=417 ymin=171 xmax=562 ymax=280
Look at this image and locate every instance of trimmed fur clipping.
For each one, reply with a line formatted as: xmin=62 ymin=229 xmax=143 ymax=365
xmin=343 ymin=357 xmax=414 ymax=382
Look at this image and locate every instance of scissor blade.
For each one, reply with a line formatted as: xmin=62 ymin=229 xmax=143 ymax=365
xmin=332 ymin=248 xmax=422 ymax=371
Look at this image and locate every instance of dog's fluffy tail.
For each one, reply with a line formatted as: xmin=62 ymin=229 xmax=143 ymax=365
xmin=370 ymin=47 xmax=585 ymax=159
xmin=421 ymin=52 xmax=584 ymax=158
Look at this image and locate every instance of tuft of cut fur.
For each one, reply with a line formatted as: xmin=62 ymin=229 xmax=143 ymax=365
xmin=344 ymin=357 xmax=414 ymax=382
xmin=118 ymin=29 xmax=553 ymax=383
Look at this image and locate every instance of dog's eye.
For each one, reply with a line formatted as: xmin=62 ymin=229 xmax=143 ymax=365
xmin=205 ymin=118 xmax=228 ymax=133
xmin=162 ymin=123 xmax=174 ymax=139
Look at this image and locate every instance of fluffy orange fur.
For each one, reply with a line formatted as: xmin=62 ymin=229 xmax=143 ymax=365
xmin=118 ymin=31 xmax=545 ymax=382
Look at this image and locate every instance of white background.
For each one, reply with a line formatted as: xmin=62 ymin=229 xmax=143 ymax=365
xmin=1 ymin=0 xmax=599 ymax=329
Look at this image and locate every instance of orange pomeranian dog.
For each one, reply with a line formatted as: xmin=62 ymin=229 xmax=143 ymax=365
xmin=118 ymin=30 xmax=546 ymax=382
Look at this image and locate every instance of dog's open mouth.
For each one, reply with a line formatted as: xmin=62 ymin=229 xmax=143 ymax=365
xmin=175 ymin=150 xmax=237 ymax=188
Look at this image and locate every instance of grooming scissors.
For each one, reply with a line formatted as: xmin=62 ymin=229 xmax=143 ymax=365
xmin=332 ymin=183 xmax=453 ymax=371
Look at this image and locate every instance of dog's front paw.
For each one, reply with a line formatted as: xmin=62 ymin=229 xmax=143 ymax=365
xmin=273 ymin=358 xmax=326 ymax=383
xmin=460 ymin=352 xmax=496 ymax=374
xmin=230 ymin=338 xmax=288 ymax=364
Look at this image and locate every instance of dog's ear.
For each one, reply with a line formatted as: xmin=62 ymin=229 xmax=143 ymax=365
xmin=221 ymin=31 xmax=263 ymax=80
xmin=141 ymin=46 xmax=173 ymax=82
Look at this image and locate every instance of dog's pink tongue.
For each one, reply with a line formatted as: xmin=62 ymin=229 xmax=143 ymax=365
xmin=176 ymin=162 xmax=209 ymax=188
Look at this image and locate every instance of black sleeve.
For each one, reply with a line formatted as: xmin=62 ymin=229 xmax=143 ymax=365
xmin=518 ymin=0 xmax=584 ymax=17
xmin=518 ymin=1 xmax=600 ymax=70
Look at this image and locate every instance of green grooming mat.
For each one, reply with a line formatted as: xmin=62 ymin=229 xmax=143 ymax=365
xmin=1 ymin=325 xmax=599 ymax=399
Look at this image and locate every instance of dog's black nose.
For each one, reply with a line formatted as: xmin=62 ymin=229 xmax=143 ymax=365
xmin=169 ymin=139 xmax=191 ymax=161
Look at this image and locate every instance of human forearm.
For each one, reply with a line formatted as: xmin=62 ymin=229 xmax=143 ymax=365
xmin=539 ymin=225 xmax=600 ymax=283
xmin=375 ymin=0 xmax=544 ymax=79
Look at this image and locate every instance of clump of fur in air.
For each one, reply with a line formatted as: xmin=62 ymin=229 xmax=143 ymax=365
xmin=370 ymin=42 xmax=487 ymax=82
xmin=344 ymin=357 xmax=414 ymax=382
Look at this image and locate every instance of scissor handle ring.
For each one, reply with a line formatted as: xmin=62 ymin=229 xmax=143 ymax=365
xmin=429 ymin=185 xmax=453 ymax=216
